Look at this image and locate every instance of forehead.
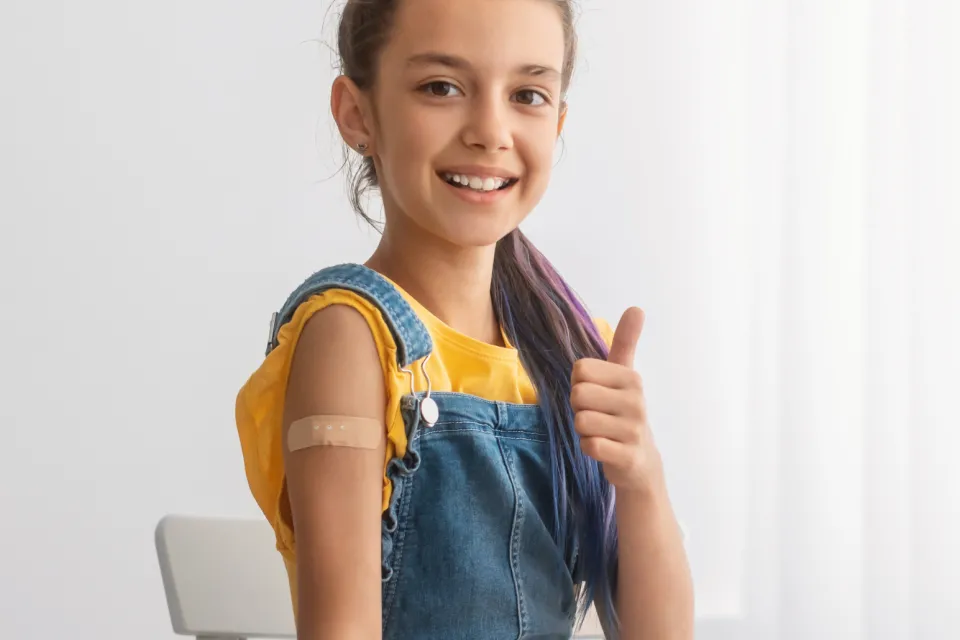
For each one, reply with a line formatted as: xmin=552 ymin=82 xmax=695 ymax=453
xmin=384 ymin=0 xmax=566 ymax=73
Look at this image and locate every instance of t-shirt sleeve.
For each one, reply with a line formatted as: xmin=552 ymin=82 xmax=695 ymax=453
xmin=593 ymin=317 xmax=616 ymax=349
xmin=235 ymin=288 xmax=408 ymax=561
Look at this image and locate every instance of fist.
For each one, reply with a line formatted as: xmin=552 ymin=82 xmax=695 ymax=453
xmin=571 ymin=307 xmax=663 ymax=493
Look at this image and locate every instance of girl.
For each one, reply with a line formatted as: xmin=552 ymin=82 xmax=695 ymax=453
xmin=236 ymin=0 xmax=694 ymax=637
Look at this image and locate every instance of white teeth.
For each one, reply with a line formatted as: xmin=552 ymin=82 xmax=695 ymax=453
xmin=443 ymin=173 xmax=511 ymax=192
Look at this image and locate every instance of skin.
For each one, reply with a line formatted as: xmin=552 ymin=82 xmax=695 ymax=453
xmin=285 ymin=0 xmax=694 ymax=638
xmin=331 ymin=0 xmax=566 ymax=345
xmin=572 ymin=307 xmax=695 ymax=639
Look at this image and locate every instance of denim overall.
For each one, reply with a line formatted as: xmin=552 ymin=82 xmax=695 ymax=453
xmin=267 ymin=264 xmax=581 ymax=639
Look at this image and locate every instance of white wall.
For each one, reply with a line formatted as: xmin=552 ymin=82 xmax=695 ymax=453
xmin=1 ymin=1 xmax=751 ymax=637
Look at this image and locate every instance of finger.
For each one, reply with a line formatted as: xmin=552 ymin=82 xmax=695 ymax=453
xmin=574 ymin=410 xmax=641 ymax=445
xmin=570 ymin=382 xmax=646 ymax=420
xmin=572 ymin=358 xmax=644 ymax=390
xmin=580 ymin=436 xmax=635 ymax=468
xmin=607 ymin=307 xmax=645 ymax=368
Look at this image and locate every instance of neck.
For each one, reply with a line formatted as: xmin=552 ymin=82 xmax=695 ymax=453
xmin=365 ymin=222 xmax=504 ymax=347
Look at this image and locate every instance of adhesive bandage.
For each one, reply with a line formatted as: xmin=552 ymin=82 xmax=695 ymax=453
xmin=287 ymin=415 xmax=382 ymax=451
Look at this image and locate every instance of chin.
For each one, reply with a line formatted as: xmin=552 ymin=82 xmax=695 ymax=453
xmin=434 ymin=214 xmax=516 ymax=248
xmin=388 ymin=182 xmax=535 ymax=248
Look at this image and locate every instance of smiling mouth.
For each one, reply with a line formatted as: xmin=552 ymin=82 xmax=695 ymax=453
xmin=439 ymin=172 xmax=519 ymax=192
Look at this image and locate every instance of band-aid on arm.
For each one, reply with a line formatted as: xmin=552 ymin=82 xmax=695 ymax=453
xmin=287 ymin=415 xmax=383 ymax=451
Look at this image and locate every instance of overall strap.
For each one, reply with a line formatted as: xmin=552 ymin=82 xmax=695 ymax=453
xmin=265 ymin=263 xmax=433 ymax=368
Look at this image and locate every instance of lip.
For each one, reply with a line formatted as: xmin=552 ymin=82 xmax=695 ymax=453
xmin=438 ymin=172 xmax=517 ymax=205
xmin=437 ymin=165 xmax=520 ymax=180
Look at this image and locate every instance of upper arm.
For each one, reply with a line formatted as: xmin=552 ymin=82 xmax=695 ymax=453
xmin=282 ymin=304 xmax=387 ymax=639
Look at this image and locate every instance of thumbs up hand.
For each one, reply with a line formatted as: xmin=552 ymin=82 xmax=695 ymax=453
xmin=571 ymin=307 xmax=664 ymax=494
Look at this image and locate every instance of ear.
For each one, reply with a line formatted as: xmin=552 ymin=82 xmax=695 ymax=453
xmin=557 ymin=102 xmax=568 ymax=138
xmin=331 ymin=75 xmax=375 ymax=154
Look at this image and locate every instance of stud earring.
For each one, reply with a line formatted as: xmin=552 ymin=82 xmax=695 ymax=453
xmin=356 ymin=142 xmax=368 ymax=153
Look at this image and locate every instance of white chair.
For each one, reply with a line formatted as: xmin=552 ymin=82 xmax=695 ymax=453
xmin=155 ymin=514 xmax=296 ymax=639
xmin=155 ymin=514 xmax=606 ymax=639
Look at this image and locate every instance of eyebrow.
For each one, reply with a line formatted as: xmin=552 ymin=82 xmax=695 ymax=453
xmin=405 ymin=52 xmax=561 ymax=79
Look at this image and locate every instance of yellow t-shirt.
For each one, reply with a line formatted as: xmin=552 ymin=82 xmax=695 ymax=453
xmin=235 ymin=276 xmax=614 ymax=619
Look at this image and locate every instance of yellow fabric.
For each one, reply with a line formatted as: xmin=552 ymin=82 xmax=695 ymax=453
xmin=235 ymin=274 xmax=615 ymax=620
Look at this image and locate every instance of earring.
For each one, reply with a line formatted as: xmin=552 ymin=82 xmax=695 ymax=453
xmin=356 ymin=142 xmax=368 ymax=154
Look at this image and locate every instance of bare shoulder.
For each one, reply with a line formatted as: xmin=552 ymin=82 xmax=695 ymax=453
xmin=285 ymin=303 xmax=385 ymax=419
xmin=282 ymin=302 xmax=387 ymax=636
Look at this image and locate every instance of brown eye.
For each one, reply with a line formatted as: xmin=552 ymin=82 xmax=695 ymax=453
xmin=514 ymin=89 xmax=547 ymax=106
xmin=421 ymin=81 xmax=462 ymax=97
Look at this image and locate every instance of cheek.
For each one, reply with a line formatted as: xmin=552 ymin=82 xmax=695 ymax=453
xmin=381 ymin=100 xmax=448 ymax=155
xmin=375 ymin=107 xmax=438 ymax=195
xmin=520 ymin=123 xmax=560 ymax=185
xmin=380 ymin=108 xmax=423 ymax=158
xmin=386 ymin=111 xmax=454 ymax=184
xmin=533 ymin=134 xmax=558 ymax=170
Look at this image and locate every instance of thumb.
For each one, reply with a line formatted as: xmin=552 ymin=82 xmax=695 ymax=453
xmin=607 ymin=307 xmax=645 ymax=368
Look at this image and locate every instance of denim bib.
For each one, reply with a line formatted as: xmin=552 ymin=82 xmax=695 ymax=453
xmin=269 ymin=264 xmax=579 ymax=639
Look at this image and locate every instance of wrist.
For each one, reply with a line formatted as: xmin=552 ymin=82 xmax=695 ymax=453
xmin=616 ymin=471 xmax=671 ymax=513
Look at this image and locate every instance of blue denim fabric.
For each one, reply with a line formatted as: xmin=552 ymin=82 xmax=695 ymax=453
xmin=269 ymin=264 xmax=579 ymax=639
xmin=267 ymin=263 xmax=433 ymax=364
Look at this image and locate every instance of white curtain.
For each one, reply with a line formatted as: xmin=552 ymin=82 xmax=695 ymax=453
xmin=535 ymin=1 xmax=958 ymax=636
xmin=645 ymin=1 xmax=960 ymax=638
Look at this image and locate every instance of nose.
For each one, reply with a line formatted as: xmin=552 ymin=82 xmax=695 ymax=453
xmin=461 ymin=95 xmax=513 ymax=152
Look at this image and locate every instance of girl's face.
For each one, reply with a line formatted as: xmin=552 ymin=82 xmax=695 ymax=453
xmin=367 ymin=0 xmax=567 ymax=248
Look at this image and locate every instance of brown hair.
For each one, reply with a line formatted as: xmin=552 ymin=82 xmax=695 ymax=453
xmin=335 ymin=0 xmax=578 ymax=226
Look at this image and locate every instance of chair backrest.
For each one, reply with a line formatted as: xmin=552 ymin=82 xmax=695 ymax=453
xmin=155 ymin=514 xmax=296 ymax=639
xmin=155 ymin=513 xmax=606 ymax=639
